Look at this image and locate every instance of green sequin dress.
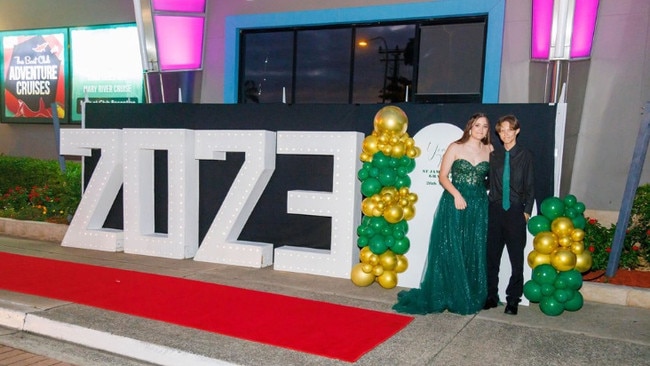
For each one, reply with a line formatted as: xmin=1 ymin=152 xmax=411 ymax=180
xmin=393 ymin=159 xmax=489 ymax=315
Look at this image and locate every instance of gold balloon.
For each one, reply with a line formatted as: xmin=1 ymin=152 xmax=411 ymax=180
xmin=362 ymin=198 xmax=377 ymax=217
xmin=402 ymin=206 xmax=415 ymax=221
xmin=527 ymin=250 xmax=551 ymax=268
xmin=395 ymin=255 xmax=409 ymax=273
xmin=558 ymin=235 xmax=572 ymax=248
xmin=361 ymin=263 xmax=373 ymax=273
xmin=351 ymin=263 xmax=376 ymax=287
xmin=372 ymin=265 xmax=384 ymax=277
xmin=571 ymin=228 xmax=586 ymax=242
xmin=360 ymin=152 xmax=371 ymax=162
xmin=383 ymin=205 xmax=404 ymax=223
xmin=362 ymin=135 xmax=379 ymax=155
xmin=570 ymin=241 xmax=585 ymax=254
xmin=551 ymin=217 xmax=574 ymax=237
xmin=551 ymin=249 xmax=577 ymax=272
xmin=574 ymin=251 xmax=593 ymax=273
xmin=359 ymin=246 xmax=373 ymax=262
xmin=533 ymin=232 xmax=557 ymax=254
xmin=369 ymin=254 xmax=379 ymax=266
xmin=379 ymin=251 xmax=398 ymax=271
xmin=390 ymin=142 xmax=405 ymax=158
xmin=374 ymin=106 xmax=408 ymax=135
xmin=377 ymin=270 xmax=398 ymax=289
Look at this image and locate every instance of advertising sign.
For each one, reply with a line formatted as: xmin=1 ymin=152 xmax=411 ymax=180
xmin=2 ymin=29 xmax=66 ymax=122
xmin=70 ymin=25 xmax=143 ymax=122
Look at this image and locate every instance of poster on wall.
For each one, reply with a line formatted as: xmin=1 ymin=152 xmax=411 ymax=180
xmin=70 ymin=24 xmax=144 ymax=122
xmin=1 ymin=29 xmax=67 ymax=123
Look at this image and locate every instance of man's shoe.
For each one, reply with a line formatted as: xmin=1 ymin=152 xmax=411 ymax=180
xmin=483 ymin=297 xmax=498 ymax=310
xmin=504 ymin=303 xmax=518 ymax=315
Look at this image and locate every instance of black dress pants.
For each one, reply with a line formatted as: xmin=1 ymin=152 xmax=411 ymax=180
xmin=486 ymin=201 xmax=527 ymax=304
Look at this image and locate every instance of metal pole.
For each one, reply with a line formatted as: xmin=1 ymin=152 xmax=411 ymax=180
xmin=605 ymin=102 xmax=650 ymax=278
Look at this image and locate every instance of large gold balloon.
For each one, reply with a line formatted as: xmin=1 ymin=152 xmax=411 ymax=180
xmin=395 ymin=255 xmax=409 ymax=273
xmin=551 ymin=217 xmax=574 ymax=237
xmin=528 ymin=250 xmax=551 ymax=268
xmin=574 ymin=251 xmax=593 ymax=273
xmin=374 ymin=106 xmax=408 ymax=135
xmin=551 ymin=248 xmax=577 ymax=272
xmin=533 ymin=232 xmax=557 ymax=254
xmin=351 ymin=263 xmax=376 ymax=287
xmin=379 ymin=251 xmax=398 ymax=271
xmin=377 ymin=270 xmax=398 ymax=289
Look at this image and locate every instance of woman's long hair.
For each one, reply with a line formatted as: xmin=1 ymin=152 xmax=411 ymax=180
xmin=454 ymin=112 xmax=491 ymax=145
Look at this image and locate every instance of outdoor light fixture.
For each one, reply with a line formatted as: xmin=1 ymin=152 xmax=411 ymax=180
xmin=531 ymin=0 xmax=599 ymax=60
xmin=134 ymin=0 xmax=207 ymax=71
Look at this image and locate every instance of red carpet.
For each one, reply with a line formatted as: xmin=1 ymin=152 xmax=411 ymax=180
xmin=0 ymin=252 xmax=412 ymax=362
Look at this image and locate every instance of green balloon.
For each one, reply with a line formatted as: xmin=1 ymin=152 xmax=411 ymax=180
xmin=564 ymin=291 xmax=584 ymax=311
xmin=372 ymin=152 xmax=390 ymax=168
xmin=391 ymin=237 xmax=410 ymax=255
xmin=533 ymin=264 xmax=558 ymax=285
xmin=357 ymin=167 xmax=370 ymax=181
xmin=368 ymin=234 xmax=388 ymax=254
xmin=561 ymin=269 xmax=583 ymax=290
xmin=541 ymin=283 xmax=555 ymax=296
xmin=564 ymin=207 xmax=578 ymax=218
xmin=357 ymin=236 xmax=369 ymax=247
xmin=378 ymin=167 xmax=397 ymax=186
xmin=574 ymin=202 xmax=586 ymax=214
xmin=540 ymin=197 xmax=565 ymax=220
xmin=572 ymin=215 xmax=586 ymax=230
xmin=540 ymin=296 xmax=565 ymax=316
xmin=361 ymin=178 xmax=382 ymax=197
xmin=553 ymin=288 xmax=572 ymax=303
xmin=524 ymin=280 xmax=542 ymax=302
xmin=527 ymin=215 xmax=551 ymax=236
xmin=394 ymin=175 xmax=412 ymax=189
xmin=563 ymin=194 xmax=577 ymax=207
xmin=553 ymin=276 xmax=568 ymax=289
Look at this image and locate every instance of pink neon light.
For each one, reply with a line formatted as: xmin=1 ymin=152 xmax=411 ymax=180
xmin=570 ymin=0 xmax=599 ymax=58
xmin=154 ymin=15 xmax=205 ymax=70
xmin=531 ymin=0 xmax=554 ymax=59
xmin=152 ymin=0 xmax=206 ymax=13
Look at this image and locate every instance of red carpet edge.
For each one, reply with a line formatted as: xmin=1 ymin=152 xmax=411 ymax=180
xmin=0 ymin=252 xmax=413 ymax=362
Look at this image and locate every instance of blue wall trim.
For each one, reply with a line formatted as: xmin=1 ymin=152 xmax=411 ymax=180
xmin=224 ymin=0 xmax=505 ymax=103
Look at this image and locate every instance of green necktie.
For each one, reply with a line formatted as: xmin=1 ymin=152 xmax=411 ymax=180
xmin=503 ymin=150 xmax=510 ymax=210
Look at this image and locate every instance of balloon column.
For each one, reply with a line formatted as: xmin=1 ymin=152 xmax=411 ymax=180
xmin=351 ymin=106 xmax=421 ymax=289
xmin=523 ymin=194 xmax=592 ymax=315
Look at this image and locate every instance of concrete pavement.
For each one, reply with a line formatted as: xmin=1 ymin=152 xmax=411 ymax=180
xmin=0 ymin=235 xmax=649 ymax=366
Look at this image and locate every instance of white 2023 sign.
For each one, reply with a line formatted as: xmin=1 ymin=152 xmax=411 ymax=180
xmin=61 ymin=126 xmax=526 ymax=293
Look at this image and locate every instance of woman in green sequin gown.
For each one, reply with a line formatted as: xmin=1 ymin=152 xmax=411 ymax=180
xmin=393 ymin=113 xmax=492 ymax=315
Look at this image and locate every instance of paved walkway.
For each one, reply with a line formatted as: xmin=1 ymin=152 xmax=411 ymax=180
xmin=0 ymin=235 xmax=649 ymax=365
xmin=0 ymin=344 xmax=73 ymax=366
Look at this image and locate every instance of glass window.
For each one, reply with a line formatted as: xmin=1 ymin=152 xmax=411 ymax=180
xmin=240 ymin=31 xmax=293 ymax=104
xmin=238 ymin=16 xmax=486 ymax=104
xmin=295 ymin=28 xmax=351 ymax=103
xmin=354 ymin=25 xmax=415 ymax=104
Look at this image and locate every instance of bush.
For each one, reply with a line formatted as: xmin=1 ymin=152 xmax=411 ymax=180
xmin=584 ymin=183 xmax=650 ymax=270
xmin=0 ymin=155 xmax=81 ymax=223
